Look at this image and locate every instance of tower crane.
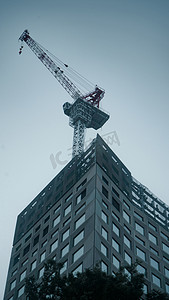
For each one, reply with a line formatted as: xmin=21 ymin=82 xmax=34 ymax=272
xmin=19 ymin=30 xmax=109 ymax=157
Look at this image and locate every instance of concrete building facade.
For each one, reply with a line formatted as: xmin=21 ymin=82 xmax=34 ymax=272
xmin=4 ymin=135 xmax=169 ymax=299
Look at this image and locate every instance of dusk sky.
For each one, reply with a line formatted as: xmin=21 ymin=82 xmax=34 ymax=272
xmin=1 ymin=0 xmax=169 ymax=297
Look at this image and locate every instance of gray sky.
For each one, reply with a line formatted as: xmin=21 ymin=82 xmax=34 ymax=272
xmin=1 ymin=0 xmax=169 ymax=297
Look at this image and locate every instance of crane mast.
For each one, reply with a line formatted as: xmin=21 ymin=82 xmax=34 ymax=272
xmin=19 ymin=30 xmax=109 ymax=157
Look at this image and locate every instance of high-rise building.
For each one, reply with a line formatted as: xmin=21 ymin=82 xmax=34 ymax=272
xmin=4 ymin=134 xmax=169 ymax=300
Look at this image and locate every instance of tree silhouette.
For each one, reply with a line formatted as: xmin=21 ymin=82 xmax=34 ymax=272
xmin=25 ymin=259 xmax=145 ymax=300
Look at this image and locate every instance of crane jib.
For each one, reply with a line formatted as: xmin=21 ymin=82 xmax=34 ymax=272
xmin=18 ymin=30 xmax=104 ymax=107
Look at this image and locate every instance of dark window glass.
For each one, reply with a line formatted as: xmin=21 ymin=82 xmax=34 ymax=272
xmin=13 ymin=254 xmax=20 ymax=266
xmin=35 ymin=225 xmax=41 ymax=232
xmin=102 ymin=186 xmax=108 ymax=198
xmin=44 ymin=215 xmax=50 ymax=223
xmin=102 ymin=176 xmax=109 ymax=185
xmin=81 ymin=189 xmax=86 ymax=200
xmin=43 ymin=226 xmax=49 ymax=237
xmin=112 ymin=197 xmax=120 ymax=212
xmin=23 ymin=244 xmax=30 ymax=256
xmin=33 ymin=235 xmax=39 ymax=246
xmin=25 ymin=234 xmax=32 ymax=243
xmin=112 ymin=187 xmax=119 ymax=198
xmin=134 ymin=211 xmax=143 ymax=221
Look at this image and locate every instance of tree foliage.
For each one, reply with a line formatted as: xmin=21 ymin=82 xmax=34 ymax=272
xmin=25 ymin=259 xmax=145 ymax=300
xmin=146 ymin=290 xmax=169 ymax=300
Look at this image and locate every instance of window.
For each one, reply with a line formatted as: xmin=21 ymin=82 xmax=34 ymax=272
xmin=101 ymin=211 xmax=108 ymax=224
xmin=136 ymin=248 xmax=146 ymax=261
xmin=22 ymin=258 xmax=28 ymax=267
xmin=40 ymin=251 xmax=46 ymax=262
xmin=112 ymin=197 xmax=120 ymax=211
xmin=152 ymin=274 xmax=161 ymax=287
xmin=124 ymin=225 xmax=131 ymax=235
xmin=73 ymin=263 xmax=83 ymax=275
xmin=74 ymin=230 xmax=84 ymax=246
xmin=164 ymin=256 xmax=169 ymax=264
xmin=10 ymin=279 xmax=16 ymax=290
xmin=102 ymin=176 xmax=109 ymax=185
xmin=124 ymin=252 xmax=132 ymax=264
xmin=13 ymin=254 xmax=20 ymax=266
xmin=123 ymin=211 xmax=130 ymax=223
xmin=161 ymin=232 xmax=169 ymax=241
xmin=112 ymin=211 xmax=120 ymax=222
xmin=39 ymin=267 xmax=44 ymax=278
xmin=64 ymin=204 xmax=71 ymax=216
xmin=148 ymin=222 xmax=157 ymax=231
xmin=148 ymin=232 xmax=157 ymax=245
xmin=51 ymin=229 xmax=58 ymax=239
xmin=61 ymin=244 xmax=69 ymax=257
xmin=54 ymin=205 xmax=61 ymax=214
xmin=101 ymin=243 xmax=108 ymax=257
xmin=150 ymin=257 xmax=159 ymax=270
xmin=102 ymin=186 xmax=108 ymax=198
xmin=75 ymin=203 xmax=85 ymax=215
xmin=60 ymin=261 xmax=68 ymax=274
xmin=20 ymin=270 xmax=26 ymax=282
xmin=135 ymin=223 xmax=144 ymax=235
xmin=134 ymin=211 xmax=143 ymax=221
xmin=102 ymin=200 xmax=108 ymax=209
xmin=32 ymin=249 xmax=38 ymax=257
xmin=8 ymin=297 xmax=14 ymax=300
xmin=77 ymin=179 xmax=87 ymax=191
xmin=143 ymin=284 xmax=148 ymax=294
xmin=44 ymin=215 xmax=50 ymax=223
xmin=18 ymin=285 xmax=24 ymax=297
xmin=23 ymin=244 xmax=30 ymax=256
xmin=62 ymin=228 xmax=70 ymax=242
xmin=166 ymin=283 xmax=169 ymax=294
xmin=123 ymin=201 xmax=130 ymax=210
xmin=162 ymin=243 xmax=169 ymax=254
xmin=112 ymin=223 xmax=120 ymax=236
xmin=53 ymin=215 xmax=61 ymax=227
xmin=102 ymin=227 xmax=108 ymax=240
xmin=50 ymin=240 xmax=58 ymax=253
xmin=112 ymin=239 xmax=120 ymax=253
xmin=124 ymin=268 xmax=131 ymax=278
xmin=113 ymin=255 xmax=120 ymax=269
xmin=25 ymin=234 xmax=32 ymax=243
xmin=76 ymin=189 xmax=86 ymax=204
xmin=33 ymin=235 xmax=39 ymax=246
xmin=65 ymin=193 xmax=73 ymax=202
xmin=164 ymin=267 xmax=169 ymax=278
xmin=11 ymin=269 xmax=17 ymax=277
xmin=31 ymin=260 xmax=37 ymax=271
xmin=101 ymin=261 xmax=108 ymax=273
xmin=41 ymin=240 xmax=47 ymax=248
xmin=137 ymin=265 xmax=146 ymax=276
xmin=124 ymin=235 xmax=131 ymax=249
xmin=35 ymin=224 xmax=41 ymax=232
xmin=135 ymin=235 xmax=145 ymax=246
xmin=75 ymin=214 xmax=85 ymax=229
xmin=43 ymin=225 xmax=49 ymax=237
xmin=150 ymin=247 xmax=158 ymax=256
xmin=16 ymin=244 xmax=21 ymax=252
xmin=112 ymin=187 xmax=119 ymax=198
xmin=73 ymin=246 xmax=84 ymax=262
xmin=63 ymin=217 xmax=71 ymax=227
